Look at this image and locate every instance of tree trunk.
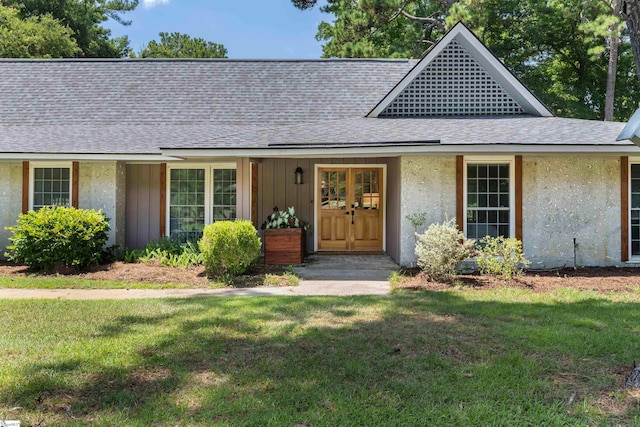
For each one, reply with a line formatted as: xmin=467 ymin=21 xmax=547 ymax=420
xmin=623 ymin=0 xmax=640 ymax=85
xmin=605 ymin=0 xmax=621 ymax=121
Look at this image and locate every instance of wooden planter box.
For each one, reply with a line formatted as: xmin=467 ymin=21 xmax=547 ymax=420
xmin=264 ymin=228 xmax=306 ymax=265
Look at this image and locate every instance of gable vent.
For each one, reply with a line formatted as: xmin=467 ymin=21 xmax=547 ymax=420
xmin=380 ymin=39 xmax=525 ymax=117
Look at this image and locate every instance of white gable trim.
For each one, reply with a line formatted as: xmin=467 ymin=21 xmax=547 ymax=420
xmin=367 ymin=22 xmax=553 ymax=118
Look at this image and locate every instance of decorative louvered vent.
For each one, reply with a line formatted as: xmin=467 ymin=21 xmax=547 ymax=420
xmin=380 ymin=39 xmax=525 ymax=117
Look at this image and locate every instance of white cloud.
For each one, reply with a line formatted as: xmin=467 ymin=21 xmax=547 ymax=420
xmin=142 ymin=0 xmax=170 ymax=8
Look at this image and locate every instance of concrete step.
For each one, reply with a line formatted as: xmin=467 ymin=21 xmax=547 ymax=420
xmin=293 ymin=254 xmax=398 ymax=281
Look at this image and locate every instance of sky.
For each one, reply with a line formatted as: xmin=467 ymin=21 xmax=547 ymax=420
xmin=104 ymin=0 xmax=330 ymax=58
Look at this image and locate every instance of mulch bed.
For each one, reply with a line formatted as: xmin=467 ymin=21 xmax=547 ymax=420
xmin=0 ymin=260 xmax=294 ymax=288
xmin=396 ymin=267 xmax=640 ymax=293
xmin=2 ymin=260 xmax=640 ymax=292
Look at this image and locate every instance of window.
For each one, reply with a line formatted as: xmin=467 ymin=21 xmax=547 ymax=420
xmin=630 ymin=164 xmax=640 ymax=256
xmin=465 ymin=160 xmax=513 ymax=240
xmin=167 ymin=164 xmax=237 ymax=241
xmin=30 ymin=163 xmax=72 ymax=211
xmin=169 ymin=168 xmax=206 ymax=242
xmin=212 ymin=169 xmax=236 ymax=221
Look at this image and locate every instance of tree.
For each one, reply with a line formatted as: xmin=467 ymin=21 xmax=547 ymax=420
xmin=0 ymin=5 xmax=79 ymax=57
xmin=138 ymin=32 xmax=227 ymax=58
xmin=449 ymin=0 xmax=639 ymax=120
xmin=311 ymin=0 xmax=453 ymax=58
xmin=1 ymin=0 xmax=137 ymax=57
xmin=622 ymin=0 xmax=640 ymax=84
xmin=295 ymin=0 xmax=640 ymax=120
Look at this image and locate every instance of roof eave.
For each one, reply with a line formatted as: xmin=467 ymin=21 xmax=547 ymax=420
xmin=617 ymin=107 xmax=640 ymax=146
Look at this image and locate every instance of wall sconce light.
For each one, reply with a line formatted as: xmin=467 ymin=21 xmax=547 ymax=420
xmin=294 ymin=166 xmax=303 ymax=185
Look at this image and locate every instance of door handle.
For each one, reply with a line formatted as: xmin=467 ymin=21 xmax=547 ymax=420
xmin=351 ymin=210 xmax=354 ymax=225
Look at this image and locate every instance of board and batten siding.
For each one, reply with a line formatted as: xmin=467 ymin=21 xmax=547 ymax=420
xmin=125 ymin=164 xmax=161 ymax=249
xmin=255 ymin=157 xmax=397 ymax=255
xmin=125 ymin=159 xmax=252 ymax=250
xmin=236 ymin=157 xmax=252 ymax=221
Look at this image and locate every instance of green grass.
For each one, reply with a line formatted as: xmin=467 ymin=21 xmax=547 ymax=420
xmin=1 ymin=289 xmax=640 ymax=425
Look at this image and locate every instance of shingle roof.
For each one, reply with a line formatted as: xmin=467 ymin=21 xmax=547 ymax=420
xmin=0 ymin=58 xmax=415 ymax=126
xmin=0 ymin=117 xmax=630 ymax=155
xmin=160 ymin=116 xmax=631 ymax=150
xmin=0 ymin=58 xmax=635 ymax=156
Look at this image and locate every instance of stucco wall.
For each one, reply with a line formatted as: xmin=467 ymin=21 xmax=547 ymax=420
xmin=398 ymin=155 xmax=622 ymax=268
xmin=385 ymin=157 xmax=401 ymax=263
xmin=0 ymin=163 xmax=23 ymax=256
xmin=78 ymin=162 xmax=126 ymax=248
xmin=522 ymin=156 xmax=620 ymax=268
xmin=399 ymin=155 xmax=457 ymax=266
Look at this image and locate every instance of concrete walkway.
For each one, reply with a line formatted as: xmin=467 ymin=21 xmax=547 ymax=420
xmin=0 ymin=254 xmax=397 ymax=300
xmin=0 ymin=280 xmax=390 ymax=300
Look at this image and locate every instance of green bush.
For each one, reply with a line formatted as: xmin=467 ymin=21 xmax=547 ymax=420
xmin=415 ymin=218 xmax=475 ymax=282
xmin=476 ymin=236 xmax=530 ymax=279
xmin=199 ymin=220 xmax=261 ymax=279
xmin=5 ymin=206 xmax=110 ymax=270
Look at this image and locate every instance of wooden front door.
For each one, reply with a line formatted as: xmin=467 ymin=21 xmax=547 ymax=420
xmin=318 ymin=167 xmax=383 ymax=251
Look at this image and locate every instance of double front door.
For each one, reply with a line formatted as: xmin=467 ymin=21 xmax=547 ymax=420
xmin=318 ymin=167 xmax=384 ymax=251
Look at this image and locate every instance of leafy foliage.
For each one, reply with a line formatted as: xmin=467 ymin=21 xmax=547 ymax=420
xmin=476 ymin=236 xmax=530 ymax=279
xmin=295 ymin=0 xmax=640 ymax=120
xmin=264 ymin=206 xmax=309 ymax=229
xmin=448 ymin=0 xmax=640 ymax=120
xmin=5 ymin=206 xmax=110 ymax=270
xmin=3 ymin=0 xmax=137 ymax=57
xmin=405 ymin=211 xmax=427 ymax=234
xmin=199 ymin=220 xmax=261 ymax=279
xmin=0 ymin=5 xmax=80 ymax=57
xmin=415 ymin=218 xmax=475 ymax=282
xmin=138 ymin=31 xmax=227 ymax=58
xmin=123 ymin=238 xmax=203 ymax=268
xmin=316 ymin=0 xmax=448 ymax=58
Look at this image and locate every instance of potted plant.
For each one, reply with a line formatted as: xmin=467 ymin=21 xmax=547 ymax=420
xmin=262 ymin=206 xmax=309 ymax=265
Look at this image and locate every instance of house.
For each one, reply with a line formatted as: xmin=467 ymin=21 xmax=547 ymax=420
xmin=0 ymin=22 xmax=637 ymax=268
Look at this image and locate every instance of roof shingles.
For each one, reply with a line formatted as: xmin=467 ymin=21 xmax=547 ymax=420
xmin=0 ymin=58 xmax=633 ymax=155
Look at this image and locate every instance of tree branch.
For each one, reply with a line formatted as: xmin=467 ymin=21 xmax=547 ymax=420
xmin=400 ymin=9 xmax=446 ymax=29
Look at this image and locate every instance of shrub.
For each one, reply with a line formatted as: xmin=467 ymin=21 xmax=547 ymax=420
xmin=199 ymin=220 xmax=261 ymax=279
xmin=476 ymin=236 xmax=530 ymax=279
xmin=5 ymin=206 xmax=110 ymax=270
xmin=415 ymin=218 xmax=475 ymax=282
xmin=123 ymin=238 xmax=202 ymax=267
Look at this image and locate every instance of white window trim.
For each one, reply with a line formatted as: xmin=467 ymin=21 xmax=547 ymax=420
xmin=628 ymin=160 xmax=640 ymax=261
xmin=29 ymin=161 xmax=73 ymax=211
xmin=463 ymin=156 xmax=516 ymax=240
xmin=165 ymin=163 xmax=237 ymax=238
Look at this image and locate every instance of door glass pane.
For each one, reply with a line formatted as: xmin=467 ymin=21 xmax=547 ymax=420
xmin=321 ymin=170 xmax=347 ymax=209
xmin=364 ymin=171 xmax=379 ymax=210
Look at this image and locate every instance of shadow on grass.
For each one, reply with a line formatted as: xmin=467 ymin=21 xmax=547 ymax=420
xmin=4 ymin=291 xmax=640 ymax=425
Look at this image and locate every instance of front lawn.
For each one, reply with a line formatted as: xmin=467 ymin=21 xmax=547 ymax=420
xmin=1 ymin=289 xmax=640 ymax=425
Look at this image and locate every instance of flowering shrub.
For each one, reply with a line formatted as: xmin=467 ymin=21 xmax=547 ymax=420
xmin=415 ymin=219 xmax=475 ymax=282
